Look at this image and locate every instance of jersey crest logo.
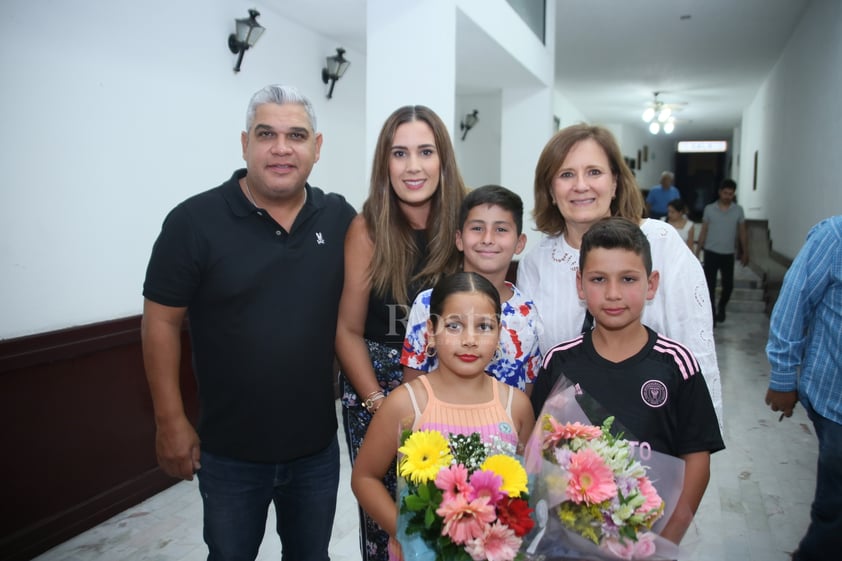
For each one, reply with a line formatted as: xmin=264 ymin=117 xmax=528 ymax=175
xmin=640 ymin=380 xmax=668 ymax=408
xmin=316 ymin=232 xmax=325 ymax=245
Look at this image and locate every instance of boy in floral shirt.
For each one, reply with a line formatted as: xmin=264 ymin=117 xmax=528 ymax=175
xmin=401 ymin=185 xmax=542 ymax=393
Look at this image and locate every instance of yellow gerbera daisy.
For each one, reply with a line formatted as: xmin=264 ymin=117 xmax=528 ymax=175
xmin=398 ymin=430 xmax=453 ymax=484
xmin=480 ymin=454 xmax=528 ymax=497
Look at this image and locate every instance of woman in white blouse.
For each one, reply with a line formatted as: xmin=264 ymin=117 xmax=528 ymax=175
xmin=517 ymin=124 xmax=722 ymax=426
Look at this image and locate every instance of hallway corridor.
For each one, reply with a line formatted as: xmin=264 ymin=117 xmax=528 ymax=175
xmin=33 ymin=310 xmax=816 ymax=561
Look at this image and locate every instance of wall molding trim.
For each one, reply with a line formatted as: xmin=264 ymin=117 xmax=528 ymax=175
xmin=0 ymin=315 xmax=197 ymax=561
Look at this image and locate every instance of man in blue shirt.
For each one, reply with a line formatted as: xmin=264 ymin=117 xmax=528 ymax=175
xmin=645 ymin=171 xmax=680 ymax=219
xmin=765 ymin=215 xmax=842 ymax=561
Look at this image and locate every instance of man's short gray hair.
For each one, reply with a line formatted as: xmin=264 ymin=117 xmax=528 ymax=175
xmin=245 ymin=85 xmax=317 ymax=132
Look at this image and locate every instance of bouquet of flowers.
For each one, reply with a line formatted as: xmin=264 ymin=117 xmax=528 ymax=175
xmin=396 ymin=429 xmax=535 ymax=561
xmin=522 ymin=380 xmax=684 ymax=560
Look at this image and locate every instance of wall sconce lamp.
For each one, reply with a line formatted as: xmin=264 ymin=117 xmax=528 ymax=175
xmin=321 ymin=48 xmax=351 ymax=99
xmin=228 ymin=9 xmax=266 ymax=73
xmin=460 ymin=110 xmax=479 ymax=141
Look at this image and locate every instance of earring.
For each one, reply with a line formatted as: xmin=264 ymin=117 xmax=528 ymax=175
xmin=425 ymin=344 xmax=437 ymax=358
xmin=492 ymin=345 xmax=503 ymax=361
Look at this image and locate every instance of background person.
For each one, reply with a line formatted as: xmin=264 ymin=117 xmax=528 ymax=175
xmin=517 ymin=123 xmax=722 ymax=427
xmin=645 ymin=170 xmax=681 ymax=219
xmin=335 ymin=105 xmax=466 ymax=561
xmin=141 ymin=85 xmax=356 ymax=561
xmin=765 ymin=215 xmax=842 ymax=561
xmin=695 ymin=178 xmax=749 ymax=323
xmin=664 ymin=198 xmax=696 ymax=251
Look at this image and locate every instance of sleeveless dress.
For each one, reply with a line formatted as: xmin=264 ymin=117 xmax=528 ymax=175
xmin=406 ymin=375 xmax=519 ymax=448
xmin=388 ymin=376 xmax=519 ymax=561
xmin=662 ymin=215 xmax=694 ymax=243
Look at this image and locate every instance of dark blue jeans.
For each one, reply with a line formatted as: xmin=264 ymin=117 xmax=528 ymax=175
xmin=197 ymin=436 xmax=340 ymax=561
xmin=795 ymin=399 xmax=842 ymax=560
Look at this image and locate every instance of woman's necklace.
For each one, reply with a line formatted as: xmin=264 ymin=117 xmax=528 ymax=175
xmin=550 ymin=237 xmax=579 ymax=270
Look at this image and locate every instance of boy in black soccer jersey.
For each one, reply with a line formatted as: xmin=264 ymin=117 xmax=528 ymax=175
xmin=530 ymin=216 xmax=724 ymax=546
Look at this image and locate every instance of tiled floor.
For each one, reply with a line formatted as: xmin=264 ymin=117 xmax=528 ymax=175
xmin=33 ymin=308 xmax=816 ymax=561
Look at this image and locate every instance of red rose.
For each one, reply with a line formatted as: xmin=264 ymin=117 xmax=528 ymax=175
xmin=496 ymin=497 xmax=535 ymax=537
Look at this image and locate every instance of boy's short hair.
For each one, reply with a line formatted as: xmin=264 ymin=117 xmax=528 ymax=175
xmin=459 ymin=185 xmax=524 ymax=235
xmin=579 ymin=217 xmax=653 ymax=275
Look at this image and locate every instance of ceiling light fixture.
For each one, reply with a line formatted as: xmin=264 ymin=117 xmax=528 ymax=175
xmin=228 ymin=9 xmax=266 ymax=73
xmin=642 ymin=92 xmax=682 ymax=135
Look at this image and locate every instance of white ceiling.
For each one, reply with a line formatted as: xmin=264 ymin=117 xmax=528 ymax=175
xmin=264 ymin=0 xmax=810 ymax=139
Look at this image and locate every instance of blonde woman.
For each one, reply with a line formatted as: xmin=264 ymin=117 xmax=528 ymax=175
xmin=517 ymin=124 xmax=722 ymax=428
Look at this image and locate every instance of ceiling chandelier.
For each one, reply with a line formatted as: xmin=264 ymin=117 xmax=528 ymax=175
xmin=642 ymin=92 xmax=678 ymax=135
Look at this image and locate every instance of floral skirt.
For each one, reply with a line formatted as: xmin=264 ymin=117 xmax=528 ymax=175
xmin=340 ymin=339 xmax=404 ymax=561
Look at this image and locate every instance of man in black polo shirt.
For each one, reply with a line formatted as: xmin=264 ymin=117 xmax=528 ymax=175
xmin=141 ymin=85 xmax=356 ymax=561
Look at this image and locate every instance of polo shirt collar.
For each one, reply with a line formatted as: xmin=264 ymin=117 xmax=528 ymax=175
xmin=222 ymin=168 xmax=322 ymax=219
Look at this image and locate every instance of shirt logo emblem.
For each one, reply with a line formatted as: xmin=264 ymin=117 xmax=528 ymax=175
xmin=640 ymin=380 xmax=668 ymax=408
xmin=316 ymin=232 xmax=325 ymax=245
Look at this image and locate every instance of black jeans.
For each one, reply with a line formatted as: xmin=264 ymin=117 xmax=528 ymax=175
xmin=703 ymin=250 xmax=735 ymax=315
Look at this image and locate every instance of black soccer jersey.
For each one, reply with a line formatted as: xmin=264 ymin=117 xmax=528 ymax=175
xmin=531 ymin=327 xmax=724 ymax=457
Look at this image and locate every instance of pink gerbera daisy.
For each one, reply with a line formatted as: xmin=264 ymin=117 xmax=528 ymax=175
xmin=468 ymin=469 xmax=505 ymax=506
xmin=635 ymin=476 xmax=664 ymax=515
xmin=544 ymin=416 xmax=602 ymax=448
xmin=465 ymin=522 xmax=521 ymax=561
xmin=435 ymin=464 xmax=471 ymax=502
xmin=565 ymin=448 xmax=617 ymax=504
xmin=436 ymin=495 xmax=496 ymax=545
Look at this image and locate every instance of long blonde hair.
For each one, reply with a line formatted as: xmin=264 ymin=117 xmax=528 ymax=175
xmin=533 ymin=123 xmax=643 ymax=237
xmin=362 ymin=106 xmax=466 ymax=305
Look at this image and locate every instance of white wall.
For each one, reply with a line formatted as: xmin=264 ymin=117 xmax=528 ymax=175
xmin=615 ymin=129 xmax=677 ymax=192
xmin=453 ymin=0 xmax=556 ymax=252
xmin=455 ymin=93 xmax=503 ymax=189
xmin=552 ymin=89 xmax=588 ymax=128
xmin=456 ymin=0 xmax=553 ymax=83
xmin=365 ymin=0 xmax=457 ymax=176
xmin=0 ymin=0 xmax=367 ymax=339
xmin=738 ymin=0 xmax=842 ymax=258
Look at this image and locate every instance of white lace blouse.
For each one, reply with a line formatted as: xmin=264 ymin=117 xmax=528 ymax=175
xmin=518 ymin=218 xmax=723 ymax=426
